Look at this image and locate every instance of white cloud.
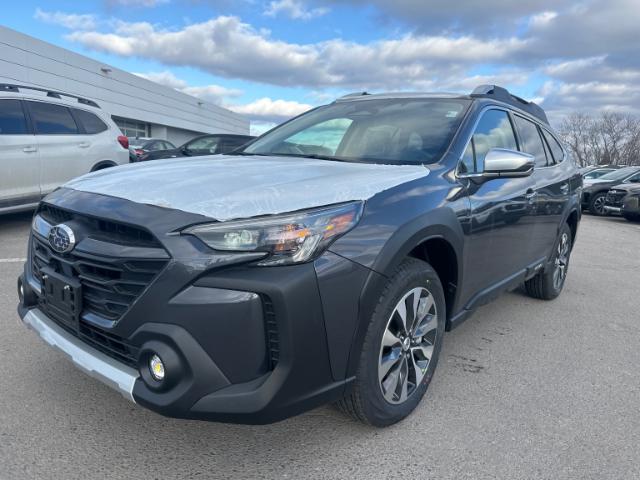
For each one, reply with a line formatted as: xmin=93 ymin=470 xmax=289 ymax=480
xmin=34 ymin=8 xmax=96 ymax=30
xmin=227 ymin=97 xmax=313 ymax=123
xmin=134 ymin=71 xmax=243 ymax=105
xmin=264 ymin=0 xmax=329 ymax=20
xmin=43 ymin=0 xmax=640 ymax=118
xmin=528 ymin=11 xmax=558 ymax=28
xmin=65 ymin=16 xmax=524 ymax=89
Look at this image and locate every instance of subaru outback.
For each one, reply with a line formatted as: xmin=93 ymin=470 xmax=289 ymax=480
xmin=17 ymin=85 xmax=581 ymax=426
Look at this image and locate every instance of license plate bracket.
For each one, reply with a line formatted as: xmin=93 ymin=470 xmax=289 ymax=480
xmin=41 ymin=268 xmax=83 ymax=331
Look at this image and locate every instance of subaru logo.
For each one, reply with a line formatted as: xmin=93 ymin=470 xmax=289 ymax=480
xmin=48 ymin=224 xmax=76 ymax=254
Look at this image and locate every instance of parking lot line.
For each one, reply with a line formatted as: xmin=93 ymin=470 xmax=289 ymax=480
xmin=0 ymin=258 xmax=26 ymax=263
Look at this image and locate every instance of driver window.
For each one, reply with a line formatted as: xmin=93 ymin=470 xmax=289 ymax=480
xmin=461 ymin=109 xmax=517 ymax=173
xmin=187 ymin=137 xmax=219 ymax=153
xmin=626 ymin=172 xmax=640 ymax=183
xmin=281 ymin=119 xmax=353 ymax=155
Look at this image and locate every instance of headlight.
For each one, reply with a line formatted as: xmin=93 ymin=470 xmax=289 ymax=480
xmin=183 ymin=202 xmax=364 ymax=266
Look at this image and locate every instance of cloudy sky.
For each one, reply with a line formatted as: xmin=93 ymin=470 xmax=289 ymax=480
xmin=3 ymin=0 xmax=639 ymax=133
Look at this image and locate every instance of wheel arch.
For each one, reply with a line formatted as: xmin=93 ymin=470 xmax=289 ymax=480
xmin=566 ymin=208 xmax=579 ymax=247
xmin=345 ymin=213 xmax=465 ymax=379
xmin=91 ymin=160 xmax=118 ymax=171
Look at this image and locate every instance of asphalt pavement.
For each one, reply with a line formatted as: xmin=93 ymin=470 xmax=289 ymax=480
xmin=1 ymin=212 xmax=639 ymax=479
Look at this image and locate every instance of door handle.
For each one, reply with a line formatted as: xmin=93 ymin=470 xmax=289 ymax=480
xmin=78 ymin=142 xmax=91 ymax=148
xmin=23 ymin=146 xmax=38 ymax=153
xmin=560 ymin=183 xmax=570 ymax=193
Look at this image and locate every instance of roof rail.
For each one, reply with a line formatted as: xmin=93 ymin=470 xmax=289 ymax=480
xmin=471 ymin=84 xmax=547 ymax=124
xmin=336 ymin=91 xmax=370 ymax=101
xmin=0 ymin=83 xmax=101 ymax=109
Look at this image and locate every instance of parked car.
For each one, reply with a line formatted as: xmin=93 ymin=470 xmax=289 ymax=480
xmin=621 ymin=187 xmax=640 ymax=222
xmin=0 ymin=84 xmax=129 ymax=214
xmin=581 ymin=166 xmax=640 ymax=215
xmin=128 ymin=137 xmax=176 ymax=161
xmin=582 ymin=166 xmax=620 ymax=180
xmin=604 ymin=184 xmax=640 ymax=220
xmin=18 ymin=85 xmax=581 ymax=427
xmin=139 ymin=134 xmax=255 ymax=161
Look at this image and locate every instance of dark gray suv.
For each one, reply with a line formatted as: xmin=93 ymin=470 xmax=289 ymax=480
xmin=17 ymin=85 xmax=581 ymax=426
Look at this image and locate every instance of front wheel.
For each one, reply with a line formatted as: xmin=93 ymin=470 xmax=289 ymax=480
xmin=588 ymin=192 xmax=607 ymax=216
xmin=336 ymin=258 xmax=446 ymax=427
xmin=524 ymin=223 xmax=572 ymax=300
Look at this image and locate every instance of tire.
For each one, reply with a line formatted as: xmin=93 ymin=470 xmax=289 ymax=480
xmin=524 ymin=223 xmax=572 ymax=300
xmin=336 ymin=258 xmax=446 ymax=427
xmin=623 ymin=212 xmax=639 ymax=222
xmin=588 ymin=192 xmax=607 ymax=216
xmin=91 ymin=162 xmax=116 ymax=172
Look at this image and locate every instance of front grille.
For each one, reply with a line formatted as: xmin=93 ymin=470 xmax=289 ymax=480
xmin=39 ymin=204 xmax=161 ymax=248
xmin=606 ymin=190 xmax=627 ymax=207
xmin=31 ymin=204 xmax=169 ymax=367
xmin=32 ymin=236 xmax=167 ymax=321
xmin=263 ymin=297 xmax=280 ymax=369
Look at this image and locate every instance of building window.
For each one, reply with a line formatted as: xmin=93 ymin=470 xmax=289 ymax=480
xmin=112 ymin=116 xmax=149 ymax=138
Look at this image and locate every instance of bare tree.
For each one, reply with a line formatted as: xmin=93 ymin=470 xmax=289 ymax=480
xmin=558 ymin=112 xmax=640 ymax=167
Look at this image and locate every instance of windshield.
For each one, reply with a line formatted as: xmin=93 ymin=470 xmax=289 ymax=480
xmin=243 ymin=98 xmax=471 ymax=165
xmin=597 ymin=167 xmax=639 ymax=181
xmin=584 ymin=169 xmax=613 ymax=179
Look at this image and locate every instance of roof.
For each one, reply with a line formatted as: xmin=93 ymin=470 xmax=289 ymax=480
xmin=334 ymin=84 xmax=549 ymax=125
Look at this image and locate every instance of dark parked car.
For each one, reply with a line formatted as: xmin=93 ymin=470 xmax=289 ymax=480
xmin=139 ymin=134 xmax=255 ymax=161
xmin=18 ymin=85 xmax=581 ymax=427
xmin=128 ymin=137 xmax=176 ymax=161
xmin=604 ymin=184 xmax=640 ymax=221
xmin=582 ymin=166 xmax=640 ymax=215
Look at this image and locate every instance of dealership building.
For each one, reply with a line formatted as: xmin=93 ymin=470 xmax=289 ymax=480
xmin=0 ymin=26 xmax=249 ymax=145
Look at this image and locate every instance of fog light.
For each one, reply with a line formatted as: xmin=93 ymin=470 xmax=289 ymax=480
xmin=149 ymin=354 xmax=165 ymax=381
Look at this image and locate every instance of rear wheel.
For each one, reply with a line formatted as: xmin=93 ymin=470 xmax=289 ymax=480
xmin=524 ymin=223 xmax=572 ymax=300
xmin=623 ymin=212 xmax=639 ymax=222
xmin=588 ymin=192 xmax=607 ymax=216
xmin=337 ymin=258 xmax=445 ymax=427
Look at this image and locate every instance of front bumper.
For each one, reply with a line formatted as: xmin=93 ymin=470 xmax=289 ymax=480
xmin=21 ymin=307 xmax=138 ymax=401
xmin=18 ymin=191 xmax=375 ymax=424
xmin=603 ymin=205 xmax=622 ymax=214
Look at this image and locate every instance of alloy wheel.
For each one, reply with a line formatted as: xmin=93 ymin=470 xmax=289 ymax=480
xmin=553 ymin=232 xmax=570 ymax=290
xmin=378 ymin=287 xmax=438 ymax=405
xmin=593 ymin=196 xmax=606 ymax=215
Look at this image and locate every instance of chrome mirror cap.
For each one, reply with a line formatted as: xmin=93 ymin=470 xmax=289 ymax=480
xmin=483 ymin=148 xmax=534 ymax=178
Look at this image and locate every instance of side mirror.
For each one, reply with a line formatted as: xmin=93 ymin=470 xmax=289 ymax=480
xmin=482 ymin=148 xmax=534 ymax=179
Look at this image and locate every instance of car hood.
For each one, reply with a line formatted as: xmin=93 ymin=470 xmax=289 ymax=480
xmin=583 ymin=179 xmax=616 ymax=190
xmin=609 ymin=183 xmax=640 ymax=193
xmin=64 ymin=155 xmax=429 ymax=221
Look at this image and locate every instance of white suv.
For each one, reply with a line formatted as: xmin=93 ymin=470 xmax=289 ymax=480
xmin=0 ymin=84 xmax=129 ymax=214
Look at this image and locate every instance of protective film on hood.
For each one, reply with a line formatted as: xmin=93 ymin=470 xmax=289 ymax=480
xmin=64 ymin=155 xmax=429 ymax=221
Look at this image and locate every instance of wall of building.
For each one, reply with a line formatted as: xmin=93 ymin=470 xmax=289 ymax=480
xmin=0 ymin=26 xmax=249 ymax=143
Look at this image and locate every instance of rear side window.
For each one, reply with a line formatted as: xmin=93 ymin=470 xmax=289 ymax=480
xmin=73 ymin=109 xmax=108 ymax=134
xmin=0 ymin=99 xmax=29 ymax=135
xmin=27 ymin=101 xmax=78 ymax=134
xmin=513 ymin=115 xmax=548 ymax=168
xmin=463 ymin=109 xmax=518 ymax=173
xmin=541 ymin=129 xmax=565 ymax=164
